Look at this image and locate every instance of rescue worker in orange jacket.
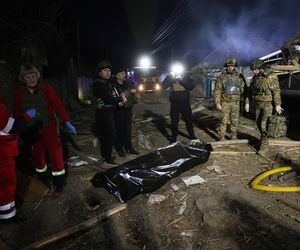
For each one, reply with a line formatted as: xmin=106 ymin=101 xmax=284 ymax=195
xmin=0 ymin=98 xmax=36 ymax=222
xmin=13 ymin=64 xmax=77 ymax=198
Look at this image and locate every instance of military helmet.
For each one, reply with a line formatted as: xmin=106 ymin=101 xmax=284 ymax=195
xmin=251 ymin=59 xmax=265 ymax=70
xmin=224 ymin=58 xmax=238 ymax=67
xmin=96 ymin=60 xmax=112 ymax=72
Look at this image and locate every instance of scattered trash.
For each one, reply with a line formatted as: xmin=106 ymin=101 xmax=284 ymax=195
xmin=279 ymin=170 xmax=299 ymax=181
xmin=135 ymin=117 xmax=154 ymax=123
xmin=147 ymin=194 xmax=167 ymax=205
xmin=137 ymin=129 xmax=154 ymax=150
xmin=178 ymin=201 xmax=187 ymax=215
xmin=181 ymin=175 xmax=207 ymax=186
xmin=67 ymin=156 xmax=98 ymax=167
xmin=92 ymin=138 xmax=98 ymax=147
xmin=206 ymin=161 xmax=225 ymax=175
xmin=181 ymin=231 xmax=193 ymax=237
xmin=179 ymin=193 xmax=188 ymax=201
xmin=170 ymin=183 xmax=180 ymax=191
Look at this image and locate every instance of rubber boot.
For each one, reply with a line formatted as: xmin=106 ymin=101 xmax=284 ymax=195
xmin=36 ymin=172 xmax=51 ymax=188
xmin=52 ymin=174 xmax=65 ymax=198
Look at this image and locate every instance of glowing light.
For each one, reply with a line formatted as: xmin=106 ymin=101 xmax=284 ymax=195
xmin=139 ymin=56 xmax=151 ymax=68
xmin=138 ymin=84 xmax=144 ymax=91
xmin=171 ymin=63 xmax=184 ymax=75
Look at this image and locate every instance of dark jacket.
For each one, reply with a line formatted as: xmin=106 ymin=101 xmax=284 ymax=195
xmin=112 ymin=80 xmax=134 ymax=108
xmin=92 ymin=78 xmax=123 ymax=111
xmin=162 ymin=74 xmax=194 ymax=102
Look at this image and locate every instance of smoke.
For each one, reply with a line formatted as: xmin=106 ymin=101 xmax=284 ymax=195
xmin=188 ymin=0 xmax=300 ymax=62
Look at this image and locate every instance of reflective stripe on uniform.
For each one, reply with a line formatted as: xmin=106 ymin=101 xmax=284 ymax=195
xmin=36 ymin=165 xmax=47 ymax=173
xmin=52 ymin=169 xmax=65 ymax=176
xmin=1 ymin=117 xmax=15 ymax=134
xmin=0 ymin=201 xmax=15 ymax=211
xmin=0 ymin=208 xmax=16 ymax=219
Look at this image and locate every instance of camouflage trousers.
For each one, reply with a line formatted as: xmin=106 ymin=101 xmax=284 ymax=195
xmin=255 ymin=101 xmax=273 ymax=148
xmin=219 ymin=101 xmax=240 ymax=140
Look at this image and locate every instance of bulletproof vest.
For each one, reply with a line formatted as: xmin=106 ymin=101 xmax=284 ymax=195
xmin=171 ymin=81 xmax=186 ymax=92
xmin=90 ymin=79 xmax=117 ymax=110
xmin=21 ymin=84 xmax=49 ymax=127
xmin=222 ymin=74 xmax=240 ymax=95
xmin=252 ymin=75 xmax=272 ymax=97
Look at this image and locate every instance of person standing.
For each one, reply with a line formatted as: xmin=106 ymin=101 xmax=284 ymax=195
xmin=247 ymin=59 xmax=283 ymax=155
xmin=13 ymin=63 xmax=77 ymax=198
xmin=91 ymin=61 xmax=126 ymax=165
xmin=0 ymin=97 xmax=36 ymax=222
xmin=214 ymin=58 xmax=247 ymax=141
xmin=113 ymin=67 xmax=139 ymax=157
xmin=162 ymin=64 xmax=197 ymax=143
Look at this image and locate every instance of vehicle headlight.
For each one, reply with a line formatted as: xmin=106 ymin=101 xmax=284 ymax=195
xmin=138 ymin=84 xmax=144 ymax=91
xmin=155 ymin=84 xmax=161 ymax=90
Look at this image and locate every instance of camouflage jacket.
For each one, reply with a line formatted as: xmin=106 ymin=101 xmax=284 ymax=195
xmin=214 ymin=70 xmax=246 ymax=105
xmin=249 ymin=69 xmax=281 ymax=105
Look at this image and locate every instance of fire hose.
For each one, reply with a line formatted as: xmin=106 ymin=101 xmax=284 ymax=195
xmin=251 ymin=166 xmax=300 ymax=192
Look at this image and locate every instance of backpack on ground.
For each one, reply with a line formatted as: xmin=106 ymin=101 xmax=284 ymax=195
xmin=267 ymin=113 xmax=287 ymax=138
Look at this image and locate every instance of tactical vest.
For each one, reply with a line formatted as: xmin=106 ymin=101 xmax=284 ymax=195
xmin=251 ymin=75 xmax=272 ymax=102
xmin=21 ymin=84 xmax=49 ymax=127
xmin=171 ymin=81 xmax=186 ymax=92
xmin=90 ymin=80 xmax=118 ymax=110
xmin=222 ymin=74 xmax=240 ymax=95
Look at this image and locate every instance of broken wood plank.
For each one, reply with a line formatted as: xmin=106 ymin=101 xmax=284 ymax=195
xmin=209 ymin=139 xmax=249 ymax=147
xmin=276 ymin=199 xmax=300 ymax=213
xmin=269 ymin=139 xmax=300 ymax=147
xmin=22 ymin=204 xmax=126 ymax=250
xmin=210 ymin=151 xmax=256 ymax=155
xmin=16 ymin=171 xmax=49 ymax=202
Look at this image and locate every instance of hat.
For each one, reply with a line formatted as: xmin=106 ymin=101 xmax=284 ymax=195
xmin=251 ymin=59 xmax=265 ymax=70
xmin=224 ymin=58 xmax=238 ymax=67
xmin=96 ymin=60 xmax=112 ymax=72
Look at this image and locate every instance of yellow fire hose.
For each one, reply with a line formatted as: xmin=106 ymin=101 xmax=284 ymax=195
xmin=251 ymin=166 xmax=300 ymax=192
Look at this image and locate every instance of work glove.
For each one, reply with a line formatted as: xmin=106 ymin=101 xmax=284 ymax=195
xmin=275 ymin=105 xmax=283 ymax=114
xmin=245 ymin=103 xmax=249 ymax=112
xmin=65 ymin=121 xmax=77 ymax=135
xmin=216 ymin=103 xmax=222 ymax=111
xmin=25 ymin=108 xmax=37 ymax=119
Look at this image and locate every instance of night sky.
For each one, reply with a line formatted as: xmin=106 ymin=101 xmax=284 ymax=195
xmin=1 ymin=0 xmax=300 ymax=72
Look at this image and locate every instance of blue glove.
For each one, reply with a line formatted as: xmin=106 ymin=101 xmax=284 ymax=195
xmin=25 ymin=108 xmax=37 ymax=119
xmin=65 ymin=121 xmax=77 ymax=135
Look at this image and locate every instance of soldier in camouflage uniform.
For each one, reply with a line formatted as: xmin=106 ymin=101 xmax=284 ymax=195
xmin=247 ymin=59 xmax=283 ymax=155
xmin=214 ymin=58 xmax=246 ymax=141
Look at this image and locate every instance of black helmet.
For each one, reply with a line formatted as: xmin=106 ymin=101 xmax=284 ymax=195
xmin=251 ymin=59 xmax=265 ymax=70
xmin=224 ymin=58 xmax=238 ymax=67
xmin=96 ymin=60 xmax=112 ymax=72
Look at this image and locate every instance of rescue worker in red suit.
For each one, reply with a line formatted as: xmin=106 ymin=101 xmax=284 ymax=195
xmin=13 ymin=64 xmax=77 ymax=198
xmin=0 ymin=98 xmax=36 ymax=222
